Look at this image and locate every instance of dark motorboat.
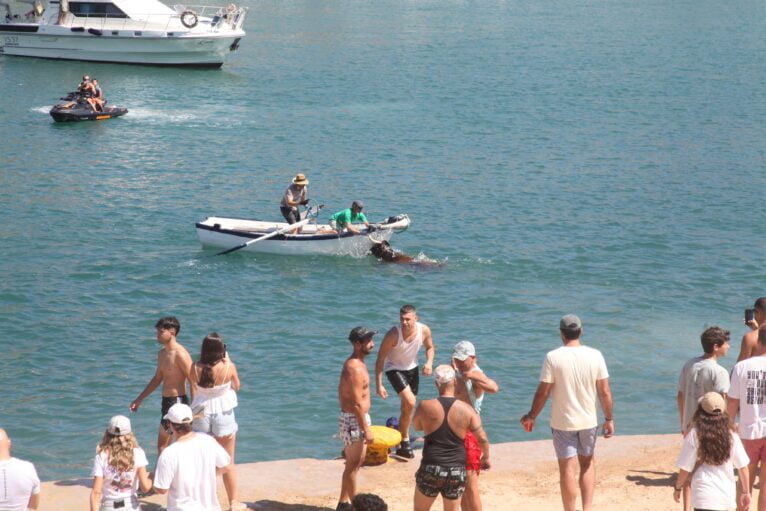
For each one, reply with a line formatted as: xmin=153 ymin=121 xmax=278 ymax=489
xmin=49 ymin=92 xmax=128 ymax=122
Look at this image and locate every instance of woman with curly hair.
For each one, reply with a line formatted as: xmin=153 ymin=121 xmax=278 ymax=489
xmin=190 ymin=332 xmax=244 ymax=511
xmin=90 ymin=415 xmax=152 ymax=511
xmin=674 ymin=392 xmax=751 ymax=511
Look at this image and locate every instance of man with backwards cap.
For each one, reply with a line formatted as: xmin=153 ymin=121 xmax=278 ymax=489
xmin=328 ymin=200 xmax=370 ymax=234
xmin=520 ymin=314 xmax=614 ymax=511
xmin=0 ymin=428 xmax=41 ymax=511
xmin=280 ymin=173 xmax=310 ymax=233
xmin=412 ymin=365 xmax=490 ymax=511
xmin=337 ymin=326 xmax=377 ymax=511
xmin=452 ymin=341 xmax=499 ymax=511
xmin=153 ymin=403 xmax=232 ymax=511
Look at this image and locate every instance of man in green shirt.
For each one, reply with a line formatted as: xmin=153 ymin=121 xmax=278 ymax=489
xmin=328 ymin=200 xmax=370 ymax=234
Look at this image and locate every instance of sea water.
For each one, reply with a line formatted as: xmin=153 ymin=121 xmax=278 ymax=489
xmin=1 ymin=0 xmax=766 ymax=480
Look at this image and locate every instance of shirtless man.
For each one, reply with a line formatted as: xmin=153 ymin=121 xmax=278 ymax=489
xmin=338 ymin=327 xmax=376 ymax=511
xmin=413 ymin=365 xmax=490 ymax=511
xmin=375 ymin=304 xmax=435 ymax=458
xmin=129 ymin=316 xmax=194 ymax=454
xmin=451 ymin=341 xmax=498 ymax=511
xmin=736 ymin=297 xmax=766 ymax=362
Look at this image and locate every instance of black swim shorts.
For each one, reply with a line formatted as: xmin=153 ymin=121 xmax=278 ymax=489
xmin=160 ymin=395 xmax=189 ymax=429
xmin=415 ymin=464 xmax=467 ymax=500
xmin=385 ymin=367 xmax=419 ymax=395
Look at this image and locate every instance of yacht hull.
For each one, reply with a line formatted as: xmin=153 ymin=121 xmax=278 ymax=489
xmin=0 ymin=28 xmax=242 ymax=66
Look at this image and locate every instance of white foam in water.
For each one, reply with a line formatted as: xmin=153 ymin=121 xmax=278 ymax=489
xmin=414 ymin=252 xmax=441 ymax=264
xmin=125 ymin=107 xmax=197 ymax=123
xmin=32 ymin=106 xmax=52 ymax=114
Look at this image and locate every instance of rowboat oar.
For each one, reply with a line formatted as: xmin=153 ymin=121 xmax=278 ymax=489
xmin=216 ymin=205 xmax=324 ymax=256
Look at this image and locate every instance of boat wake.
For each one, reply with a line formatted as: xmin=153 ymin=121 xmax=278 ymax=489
xmin=125 ymin=108 xmax=197 ymax=124
xmin=32 ymin=106 xmax=52 ymax=114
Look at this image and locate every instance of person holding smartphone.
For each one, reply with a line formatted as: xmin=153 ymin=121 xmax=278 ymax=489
xmin=736 ymin=297 xmax=766 ymax=362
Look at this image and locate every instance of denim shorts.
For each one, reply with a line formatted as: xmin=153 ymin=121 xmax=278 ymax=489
xmin=551 ymin=427 xmax=598 ymax=459
xmin=192 ymin=409 xmax=238 ymax=437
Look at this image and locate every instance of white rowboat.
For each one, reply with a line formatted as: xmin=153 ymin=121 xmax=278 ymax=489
xmin=196 ymin=214 xmax=411 ymax=257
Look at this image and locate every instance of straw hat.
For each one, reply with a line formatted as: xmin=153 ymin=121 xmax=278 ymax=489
xmin=292 ymin=173 xmax=309 ymax=185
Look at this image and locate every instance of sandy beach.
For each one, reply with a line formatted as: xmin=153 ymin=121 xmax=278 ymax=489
xmin=41 ymin=433 xmax=684 ymax=511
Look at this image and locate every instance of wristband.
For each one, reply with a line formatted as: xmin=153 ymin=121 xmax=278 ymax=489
xmin=605 ymin=418 xmax=613 ymax=421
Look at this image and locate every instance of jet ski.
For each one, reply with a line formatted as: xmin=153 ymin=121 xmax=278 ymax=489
xmin=49 ymin=91 xmax=128 ymax=122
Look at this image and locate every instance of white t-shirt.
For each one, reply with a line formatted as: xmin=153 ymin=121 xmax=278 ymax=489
xmin=539 ymin=345 xmax=609 ymax=431
xmin=0 ymin=458 xmax=41 ymax=511
xmin=91 ymin=447 xmax=149 ymax=501
xmin=729 ymin=356 xmax=766 ymax=439
xmin=677 ymin=356 xmax=730 ymax=433
xmin=154 ymin=433 xmax=231 ymax=511
xmin=677 ymin=428 xmax=749 ymax=510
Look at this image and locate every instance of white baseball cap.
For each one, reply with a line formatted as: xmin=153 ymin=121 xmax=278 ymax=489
xmin=107 ymin=415 xmax=132 ymax=436
xmin=452 ymin=340 xmax=476 ymax=361
xmin=163 ymin=403 xmax=193 ymax=424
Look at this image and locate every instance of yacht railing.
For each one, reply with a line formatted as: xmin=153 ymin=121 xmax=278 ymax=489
xmin=56 ymin=4 xmax=246 ymax=33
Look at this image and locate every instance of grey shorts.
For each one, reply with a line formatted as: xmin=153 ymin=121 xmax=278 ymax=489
xmin=551 ymin=427 xmax=598 ymax=459
xmin=192 ymin=409 xmax=238 ymax=437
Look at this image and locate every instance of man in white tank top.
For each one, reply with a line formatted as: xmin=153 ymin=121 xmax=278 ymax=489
xmin=374 ymin=304 xmax=435 ymax=459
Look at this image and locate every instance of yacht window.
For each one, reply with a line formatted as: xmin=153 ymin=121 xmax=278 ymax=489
xmin=69 ymin=2 xmax=127 ymax=18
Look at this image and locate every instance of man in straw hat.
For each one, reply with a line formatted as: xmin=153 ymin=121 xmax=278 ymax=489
xmin=280 ymin=173 xmax=310 ymax=233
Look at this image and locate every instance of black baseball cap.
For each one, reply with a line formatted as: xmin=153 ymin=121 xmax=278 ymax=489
xmin=348 ymin=326 xmax=376 ymax=342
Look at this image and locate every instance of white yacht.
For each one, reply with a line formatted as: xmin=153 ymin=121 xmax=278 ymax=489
xmin=0 ymin=0 xmax=246 ymax=66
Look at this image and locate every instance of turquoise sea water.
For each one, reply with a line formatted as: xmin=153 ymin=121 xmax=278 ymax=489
xmin=2 ymin=0 xmax=766 ymax=480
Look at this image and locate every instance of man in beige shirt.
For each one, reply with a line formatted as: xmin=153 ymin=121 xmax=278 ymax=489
xmin=520 ymin=314 xmax=613 ymax=511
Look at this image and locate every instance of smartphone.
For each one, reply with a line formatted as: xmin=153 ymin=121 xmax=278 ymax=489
xmin=745 ymin=309 xmax=755 ymax=323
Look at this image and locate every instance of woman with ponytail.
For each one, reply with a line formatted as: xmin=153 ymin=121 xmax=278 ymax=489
xmin=674 ymin=392 xmax=751 ymax=511
xmin=190 ymin=332 xmax=244 ymax=511
xmin=90 ymin=415 xmax=152 ymax=511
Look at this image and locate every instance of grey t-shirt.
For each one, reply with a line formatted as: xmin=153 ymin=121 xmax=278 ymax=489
xmin=280 ymin=184 xmax=307 ymax=208
xmin=677 ymin=356 xmax=730 ymax=433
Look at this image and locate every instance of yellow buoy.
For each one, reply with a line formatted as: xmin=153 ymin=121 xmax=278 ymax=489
xmin=364 ymin=425 xmax=402 ymax=466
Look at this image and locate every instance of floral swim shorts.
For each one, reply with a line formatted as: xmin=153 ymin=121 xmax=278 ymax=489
xmin=415 ymin=464 xmax=467 ymax=500
xmin=339 ymin=412 xmax=371 ymax=445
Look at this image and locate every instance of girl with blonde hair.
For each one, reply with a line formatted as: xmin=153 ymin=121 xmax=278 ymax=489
xmin=90 ymin=415 xmax=152 ymax=511
xmin=674 ymin=392 xmax=751 ymax=511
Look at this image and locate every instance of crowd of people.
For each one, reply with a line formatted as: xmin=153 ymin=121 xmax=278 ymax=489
xmin=7 ymin=298 xmax=766 ymax=511
xmin=336 ymin=305 xmax=612 ymax=511
xmin=673 ymin=298 xmax=766 ymax=511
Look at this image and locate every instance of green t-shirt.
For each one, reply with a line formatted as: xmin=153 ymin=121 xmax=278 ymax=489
xmin=329 ymin=208 xmax=367 ymax=228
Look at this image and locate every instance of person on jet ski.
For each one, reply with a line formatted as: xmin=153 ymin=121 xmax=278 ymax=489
xmin=60 ymin=75 xmax=93 ymax=109
xmin=87 ymin=79 xmax=105 ymax=112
